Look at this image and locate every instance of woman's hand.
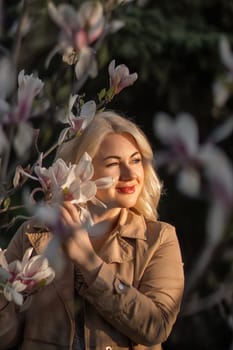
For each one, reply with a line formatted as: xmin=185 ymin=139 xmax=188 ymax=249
xmin=60 ymin=202 xmax=103 ymax=285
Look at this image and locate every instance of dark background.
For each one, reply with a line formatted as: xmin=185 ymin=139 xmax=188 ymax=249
xmin=0 ymin=1 xmax=233 ymax=349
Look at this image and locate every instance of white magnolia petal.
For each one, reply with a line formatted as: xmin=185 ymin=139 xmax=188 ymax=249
xmin=48 ymin=2 xmax=71 ymax=30
xmin=177 ymin=168 xmax=200 ymax=197
xmin=0 ymin=98 xmax=10 ymax=115
xmin=176 ymin=113 xmax=199 ymax=155
xmin=79 ymin=181 xmax=97 ymax=201
xmin=12 ymin=280 xmax=27 ymax=292
xmin=199 ymin=144 xmax=233 ymax=196
xmin=62 ymin=166 xmax=78 ymax=189
xmin=3 ymin=285 xmax=24 ymax=305
xmin=95 ymin=177 xmax=114 ymax=189
xmin=78 ymin=1 xmax=103 ymax=28
xmin=206 ymin=201 xmax=227 ymax=245
xmin=75 ymin=152 xmax=94 ymax=181
xmin=21 ymin=247 xmax=33 ymax=268
xmin=68 ymin=94 xmax=79 ymax=114
xmin=80 ymin=100 xmax=96 ymax=119
xmin=153 ymin=112 xmax=174 ymax=143
xmin=0 ymin=249 xmax=9 ymax=270
xmin=212 ymin=80 xmax=229 ymax=107
xmin=75 ymin=48 xmax=92 ymax=80
xmin=70 ymin=181 xmax=96 ymax=204
xmin=108 ymin=20 xmax=125 ymax=34
xmin=23 ymin=255 xmax=46 ymax=277
xmin=30 ymin=267 xmax=55 ymax=284
xmin=11 ymin=288 xmax=24 ymax=306
xmin=13 ymin=122 xmax=34 ymax=158
xmin=209 ymin=116 xmax=233 ymax=143
xmin=88 ymin=57 xmax=98 ymax=78
xmin=58 ymin=127 xmax=70 ymax=145
xmin=8 ymin=260 xmax=22 ymax=275
xmin=0 ymin=267 xmax=10 ymax=281
xmin=51 ymin=158 xmax=70 ymax=187
xmin=219 ymin=36 xmax=233 ymax=71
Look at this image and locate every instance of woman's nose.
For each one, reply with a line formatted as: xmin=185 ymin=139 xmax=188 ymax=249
xmin=119 ymin=164 xmax=135 ymax=180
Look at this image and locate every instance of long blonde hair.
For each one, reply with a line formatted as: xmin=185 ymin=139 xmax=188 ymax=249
xmin=57 ymin=111 xmax=162 ymax=221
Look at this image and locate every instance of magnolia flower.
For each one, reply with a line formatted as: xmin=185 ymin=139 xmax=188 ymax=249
xmin=0 ymin=70 xmax=44 ymax=157
xmin=198 ymin=143 xmax=233 ymax=244
xmin=58 ymin=95 xmax=96 ymax=144
xmin=153 ymin=112 xmax=233 ymax=242
xmin=0 ymin=247 xmax=55 ymax=305
xmin=153 ymin=112 xmax=201 ymax=196
xmin=48 ymin=1 xmax=105 ymax=79
xmin=34 ymin=152 xmax=113 ymax=205
xmin=108 ymin=60 xmax=138 ymax=95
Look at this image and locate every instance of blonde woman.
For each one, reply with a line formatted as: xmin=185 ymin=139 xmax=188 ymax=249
xmin=0 ymin=111 xmax=184 ymax=350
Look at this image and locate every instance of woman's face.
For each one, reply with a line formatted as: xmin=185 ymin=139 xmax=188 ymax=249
xmin=92 ymin=133 xmax=144 ymax=209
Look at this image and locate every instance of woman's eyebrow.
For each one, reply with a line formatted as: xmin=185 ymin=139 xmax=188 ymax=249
xmin=103 ymin=151 xmax=140 ymax=161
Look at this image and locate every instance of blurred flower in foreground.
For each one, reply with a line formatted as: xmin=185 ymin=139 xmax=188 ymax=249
xmin=0 ymin=70 xmax=44 ymax=157
xmin=153 ymin=112 xmax=201 ymax=196
xmin=0 ymin=247 xmax=55 ymax=305
xmin=48 ymin=1 xmax=105 ymax=79
xmin=153 ymin=112 xmax=233 ymax=242
xmin=198 ymin=143 xmax=233 ymax=244
xmin=108 ymin=59 xmax=138 ymax=95
xmin=20 ymin=153 xmax=114 ymax=275
xmin=58 ymin=95 xmax=96 ymax=144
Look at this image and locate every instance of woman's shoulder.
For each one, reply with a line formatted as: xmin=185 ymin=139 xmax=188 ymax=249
xmin=144 ymin=218 xmax=178 ymax=246
xmin=7 ymin=218 xmax=52 ymax=257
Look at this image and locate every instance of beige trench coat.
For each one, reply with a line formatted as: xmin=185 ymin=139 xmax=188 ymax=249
xmin=0 ymin=208 xmax=184 ymax=350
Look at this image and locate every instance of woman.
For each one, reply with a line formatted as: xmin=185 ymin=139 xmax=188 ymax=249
xmin=0 ymin=111 xmax=184 ymax=350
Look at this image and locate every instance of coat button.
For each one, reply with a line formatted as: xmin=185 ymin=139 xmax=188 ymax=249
xmin=105 ymin=346 xmax=112 ymax=350
xmin=118 ymin=282 xmax=125 ymax=291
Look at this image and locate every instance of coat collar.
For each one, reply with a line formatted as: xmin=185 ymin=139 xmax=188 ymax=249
xmin=25 ymin=208 xmax=147 ymax=263
xmin=95 ymin=208 xmax=147 ymax=264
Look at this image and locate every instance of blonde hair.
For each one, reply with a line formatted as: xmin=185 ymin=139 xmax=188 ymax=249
xmin=57 ymin=111 xmax=162 ymax=221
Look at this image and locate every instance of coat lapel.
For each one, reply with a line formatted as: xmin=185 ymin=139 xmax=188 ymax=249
xmin=98 ymin=208 xmax=147 ymax=264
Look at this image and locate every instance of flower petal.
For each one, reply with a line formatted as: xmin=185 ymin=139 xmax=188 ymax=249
xmin=95 ymin=176 xmax=114 ymax=189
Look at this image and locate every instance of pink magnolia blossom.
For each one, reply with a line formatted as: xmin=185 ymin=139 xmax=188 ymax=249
xmin=153 ymin=112 xmax=233 ymax=243
xmin=48 ymin=1 xmax=105 ymax=79
xmin=0 ymin=70 xmax=44 ymax=157
xmin=0 ymin=247 xmax=55 ymax=305
xmin=34 ymin=152 xmax=113 ymax=205
xmin=108 ymin=60 xmax=138 ymax=94
xmin=1 ymin=70 xmax=44 ymax=125
xmin=58 ymin=95 xmax=96 ymax=144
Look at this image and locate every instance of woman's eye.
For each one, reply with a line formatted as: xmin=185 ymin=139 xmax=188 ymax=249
xmin=106 ymin=162 xmax=119 ymax=167
xmin=132 ymin=158 xmax=142 ymax=164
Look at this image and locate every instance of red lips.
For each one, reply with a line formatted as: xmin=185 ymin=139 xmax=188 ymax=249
xmin=116 ymin=186 xmax=136 ymax=194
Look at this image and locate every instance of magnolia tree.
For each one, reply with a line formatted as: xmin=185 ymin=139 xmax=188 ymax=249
xmin=0 ymin=0 xmax=138 ymax=304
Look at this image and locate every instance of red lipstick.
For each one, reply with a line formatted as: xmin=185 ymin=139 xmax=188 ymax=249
xmin=116 ymin=186 xmax=135 ymax=194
